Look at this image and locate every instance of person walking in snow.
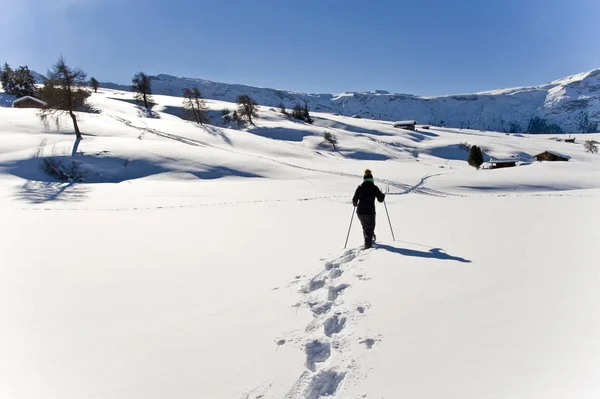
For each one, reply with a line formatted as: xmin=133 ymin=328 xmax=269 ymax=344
xmin=352 ymin=169 xmax=385 ymax=249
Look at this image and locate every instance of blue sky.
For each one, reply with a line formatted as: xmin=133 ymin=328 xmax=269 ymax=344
xmin=1 ymin=0 xmax=599 ymax=96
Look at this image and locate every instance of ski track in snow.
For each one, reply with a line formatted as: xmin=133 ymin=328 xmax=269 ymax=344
xmin=11 ymin=170 xmax=452 ymax=213
xmin=110 ymin=114 xmax=450 ymax=197
xmin=258 ymin=247 xmax=379 ymax=398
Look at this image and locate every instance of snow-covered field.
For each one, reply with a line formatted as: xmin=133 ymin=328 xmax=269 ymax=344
xmin=1 ymin=89 xmax=599 ymax=399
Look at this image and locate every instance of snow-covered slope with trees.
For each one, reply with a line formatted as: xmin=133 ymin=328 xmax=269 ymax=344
xmin=100 ymin=69 xmax=600 ymax=133
xmin=1 ymin=87 xmax=599 ymax=399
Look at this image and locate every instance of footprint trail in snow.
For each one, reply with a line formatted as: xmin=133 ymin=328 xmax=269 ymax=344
xmin=279 ymin=247 xmax=381 ymax=398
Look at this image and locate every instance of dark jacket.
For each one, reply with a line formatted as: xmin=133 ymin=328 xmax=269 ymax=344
xmin=353 ymin=181 xmax=385 ymax=215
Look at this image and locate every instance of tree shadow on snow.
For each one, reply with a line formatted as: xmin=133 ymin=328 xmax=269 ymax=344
xmin=14 ymin=181 xmax=90 ymax=204
xmin=5 ymin=155 xmax=262 ymax=204
xmin=311 ymin=116 xmax=395 ymax=137
xmin=376 ymin=244 xmax=471 ymax=263
xmin=425 ymin=144 xmax=491 ymax=162
xmin=342 ymin=151 xmax=390 ymax=161
xmin=203 ymin=124 xmax=232 ymax=145
xmin=107 ymin=97 xmax=160 ymax=118
xmin=246 ymin=126 xmax=316 ymax=142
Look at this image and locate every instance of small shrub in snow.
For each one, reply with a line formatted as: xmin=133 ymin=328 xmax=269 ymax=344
xmin=323 ymin=130 xmax=338 ymax=150
xmin=35 ymin=140 xmax=86 ymax=182
xmin=279 ymin=103 xmax=288 ymax=116
xmin=232 ymin=110 xmax=244 ymax=128
xmin=41 ymin=157 xmax=86 ymax=182
xmin=468 ymin=145 xmax=484 ymax=169
xmin=584 ymin=140 xmax=598 ymax=154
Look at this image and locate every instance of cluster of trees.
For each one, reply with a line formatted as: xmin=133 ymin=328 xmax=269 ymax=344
xmin=280 ymin=102 xmax=313 ymax=124
xmin=129 ymin=72 xmax=259 ymax=127
xmin=2 ymin=58 xmax=103 ymax=140
xmin=1 ymin=61 xmax=100 ymax=98
xmin=1 ymin=63 xmax=37 ymax=97
xmin=221 ymin=95 xmax=260 ymax=126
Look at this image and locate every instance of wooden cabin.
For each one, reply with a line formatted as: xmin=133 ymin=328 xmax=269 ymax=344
xmin=534 ymin=151 xmax=570 ymax=162
xmin=490 ymin=159 xmax=517 ymax=169
xmin=564 ymin=138 xmax=576 ymax=143
xmin=12 ymin=96 xmax=47 ymax=109
xmin=421 ymin=125 xmax=431 ymax=130
xmin=393 ymin=120 xmax=417 ymax=131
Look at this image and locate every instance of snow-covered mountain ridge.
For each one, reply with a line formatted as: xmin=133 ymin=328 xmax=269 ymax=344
xmin=99 ymin=68 xmax=600 ymax=133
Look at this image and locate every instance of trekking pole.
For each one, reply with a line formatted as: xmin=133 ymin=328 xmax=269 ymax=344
xmin=344 ymin=207 xmax=356 ymax=249
xmin=383 ymin=200 xmax=396 ymax=241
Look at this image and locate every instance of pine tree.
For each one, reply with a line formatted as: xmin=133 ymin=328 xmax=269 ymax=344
xmin=468 ymin=145 xmax=484 ymax=169
xmin=1 ymin=62 xmax=15 ymax=94
xmin=182 ymin=87 xmax=209 ymax=124
xmin=90 ymin=77 xmax=99 ymax=93
xmin=236 ymin=94 xmax=259 ymax=125
xmin=132 ymin=72 xmax=153 ymax=111
xmin=303 ymin=103 xmax=313 ymax=124
xmin=11 ymin=66 xmax=37 ymax=97
xmin=38 ymin=56 xmax=91 ymax=140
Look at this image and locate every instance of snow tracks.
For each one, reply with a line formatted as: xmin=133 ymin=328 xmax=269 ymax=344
xmin=280 ymin=248 xmax=380 ymax=399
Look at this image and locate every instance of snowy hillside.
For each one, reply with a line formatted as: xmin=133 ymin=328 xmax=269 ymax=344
xmin=1 ymin=87 xmax=599 ymax=399
xmin=100 ymin=69 xmax=600 ymax=133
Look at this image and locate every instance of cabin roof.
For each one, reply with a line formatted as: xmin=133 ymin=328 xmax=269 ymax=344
xmin=12 ymin=96 xmax=47 ymax=106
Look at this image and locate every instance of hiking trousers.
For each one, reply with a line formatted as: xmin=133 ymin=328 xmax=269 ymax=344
xmin=357 ymin=213 xmax=376 ymax=248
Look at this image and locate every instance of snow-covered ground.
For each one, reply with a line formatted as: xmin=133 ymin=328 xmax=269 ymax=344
xmin=1 ymin=88 xmax=599 ymax=399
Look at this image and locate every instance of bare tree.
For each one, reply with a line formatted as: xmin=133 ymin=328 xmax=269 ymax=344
xmin=132 ymin=72 xmax=153 ymax=111
xmin=182 ymin=87 xmax=209 ymax=124
xmin=584 ymin=140 xmax=598 ymax=154
xmin=236 ymin=94 xmax=259 ymax=125
xmin=90 ymin=77 xmax=99 ymax=93
xmin=323 ymin=130 xmax=338 ymax=150
xmin=38 ymin=56 xmax=91 ymax=140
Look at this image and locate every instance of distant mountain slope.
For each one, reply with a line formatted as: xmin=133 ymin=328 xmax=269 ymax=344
xmin=100 ymin=70 xmax=600 ymax=133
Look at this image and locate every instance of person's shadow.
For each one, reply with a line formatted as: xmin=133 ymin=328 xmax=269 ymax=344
xmin=376 ymin=244 xmax=471 ymax=263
